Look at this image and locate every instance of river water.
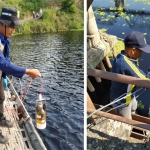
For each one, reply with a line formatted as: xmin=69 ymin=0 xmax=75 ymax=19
xmin=93 ymin=0 xmax=150 ymax=117
xmin=10 ymin=31 xmax=84 ymax=150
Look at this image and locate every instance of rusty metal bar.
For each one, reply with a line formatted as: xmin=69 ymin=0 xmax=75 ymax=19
xmin=87 ymin=68 xmax=150 ymax=89
xmin=87 ymin=109 xmax=150 ymax=131
xmin=131 ymin=126 xmax=148 ymax=139
xmin=132 ymin=114 xmax=150 ymax=124
xmin=131 ymin=131 xmax=147 ymax=139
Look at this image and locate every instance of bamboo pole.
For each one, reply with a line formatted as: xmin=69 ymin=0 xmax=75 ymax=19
xmin=87 ymin=93 xmax=97 ymax=119
xmin=104 ymin=55 xmax=112 ymax=69
xmin=95 ymin=77 xmax=101 ymax=83
xmin=87 ymin=78 xmax=95 ymax=92
xmin=87 ymin=109 xmax=150 ymax=131
xmin=87 ymin=68 xmax=150 ymax=89
xmin=97 ymin=62 xmax=106 ymax=71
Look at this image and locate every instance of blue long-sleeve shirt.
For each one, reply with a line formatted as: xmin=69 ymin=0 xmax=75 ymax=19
xmin=0 ymin=34 xmax=26 ymax=78
xmin=110 ymin=50 xmax=147 ymax=105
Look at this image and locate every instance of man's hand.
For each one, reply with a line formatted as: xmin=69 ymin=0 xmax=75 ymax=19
xmin=25 ymin=69 xmax=41 ymax=79
xmin=2 ymin=77 xmax=8 ymax=91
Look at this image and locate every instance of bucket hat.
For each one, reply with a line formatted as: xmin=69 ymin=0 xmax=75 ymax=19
xmin=0 ymin=7 xmax=22 ymax=27
xmin=124 ymin=31 xmax=150 ymax=53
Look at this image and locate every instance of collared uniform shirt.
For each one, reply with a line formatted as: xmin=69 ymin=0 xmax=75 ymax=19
xmin=0 ymin=34 xmax=26 ymax=79
xmin=110 ymin=50 xmax=147 ymax=105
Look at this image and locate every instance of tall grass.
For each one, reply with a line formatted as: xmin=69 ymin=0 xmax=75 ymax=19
xmin=0 ymin=1 xmax=83 ymax=35
xmin=15 ymin=6 xmax=83 ymax=34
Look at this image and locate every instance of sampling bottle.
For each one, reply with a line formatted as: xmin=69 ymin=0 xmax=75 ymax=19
xmin=35 ymin=94 xmax=46 ymax=129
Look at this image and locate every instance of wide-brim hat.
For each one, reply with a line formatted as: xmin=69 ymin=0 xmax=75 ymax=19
xmin=0 ymin=7 xmax=22 ymax=27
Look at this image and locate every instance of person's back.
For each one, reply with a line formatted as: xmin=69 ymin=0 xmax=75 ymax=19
xmin=39 ymin=8 xmax=42 ymax=16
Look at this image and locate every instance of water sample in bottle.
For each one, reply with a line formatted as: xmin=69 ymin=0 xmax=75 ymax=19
xmin=35 ymin=94 xmax=46 ymax=129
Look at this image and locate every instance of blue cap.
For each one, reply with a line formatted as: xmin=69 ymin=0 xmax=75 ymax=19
xmin=124 ymin=31 xmax=150 ymax=53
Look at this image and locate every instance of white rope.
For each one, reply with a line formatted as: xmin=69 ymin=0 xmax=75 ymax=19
xmin=87 ymin=88 xmax=144 ymax=119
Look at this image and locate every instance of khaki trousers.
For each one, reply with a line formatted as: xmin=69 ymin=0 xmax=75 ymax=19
xmin=114 ymin=97 xmax=137 ymax=119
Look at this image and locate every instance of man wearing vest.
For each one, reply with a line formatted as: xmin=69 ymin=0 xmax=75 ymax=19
xmin=110 ymin=31 xmax=150 ymax=119
xmin=0 ymin=7 xmax=41 ymax=143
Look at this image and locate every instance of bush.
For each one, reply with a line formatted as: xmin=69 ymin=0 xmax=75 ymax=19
xmin=61 ymin=0 xmax=76 ymax=13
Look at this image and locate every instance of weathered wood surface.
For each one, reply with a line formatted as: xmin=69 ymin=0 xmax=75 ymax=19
xmin=87 ymin=30 xmax=118 ymax=68
xmin=87 ymin=116 xmax=150 ymax=150
xmin=0 ymin=91 xmax=34 ymax=150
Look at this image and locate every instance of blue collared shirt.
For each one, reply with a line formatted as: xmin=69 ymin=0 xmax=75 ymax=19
xmin=0 ymin=34 xmax=26 ymax=78
xmin=110 ymin=50 xmax=146 ymax=105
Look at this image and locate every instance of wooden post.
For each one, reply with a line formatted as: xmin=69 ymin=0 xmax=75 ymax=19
xmin=96 ymin=61 xmax=106 ymax=71
xmin=87 ymin=78 xmax=95 ymax=92
xmin=95 ymin=77 xmax=101 ymax=83
xmin=112 ymin=47 xmax=117 ymax=58
xmin=87 ymin=93 xmax=97 ymax=119
xmin=104 ymin=55 xmax=112 ymax=69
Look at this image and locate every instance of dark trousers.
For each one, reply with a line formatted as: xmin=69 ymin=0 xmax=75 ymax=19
xmin=0 ymin=80 xmax=5 ymax=114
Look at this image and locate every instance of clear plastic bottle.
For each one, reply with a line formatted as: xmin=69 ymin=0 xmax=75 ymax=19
xmin=35 ymin=94 xmax=46 ymax=129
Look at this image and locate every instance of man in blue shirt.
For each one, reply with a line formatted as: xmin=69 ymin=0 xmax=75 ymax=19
xmin=0 ymin=7 xmax=41 ymax=143
xmin=110 ymin=31 xmax=150 ymax=119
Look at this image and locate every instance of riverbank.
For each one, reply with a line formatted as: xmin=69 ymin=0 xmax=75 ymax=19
xmin=16 ymin=7 xmax=83 ymax=35
xmin=0 ymin=1 xmax=83 ymax=35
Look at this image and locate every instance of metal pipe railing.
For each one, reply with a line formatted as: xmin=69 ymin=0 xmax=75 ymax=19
xmin=87 ymin=68 xmax=150 ymax=89
xmin=88 ymin=109 xmax=150 ymax=131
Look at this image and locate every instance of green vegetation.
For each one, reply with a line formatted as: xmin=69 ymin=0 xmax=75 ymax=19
xmin=61 ymin=0 xmax=76 ymax=13
xmin=137 ymin=100 xmax=144 ymax=109
xmin=108 ymin=40 xmax=125 ymax=58
xmin=0 ymin=0 xmax=83 ymax=35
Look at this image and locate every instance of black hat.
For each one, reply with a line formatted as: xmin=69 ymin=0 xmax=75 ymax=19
xmin=124 ymin=31 xmax=150 ymax=53
xmin=0 ymin=7 xmax=22 ymax=27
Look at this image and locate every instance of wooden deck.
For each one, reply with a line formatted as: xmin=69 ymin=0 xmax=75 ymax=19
xmin=0 ymin=91 xmax=34 ymax=150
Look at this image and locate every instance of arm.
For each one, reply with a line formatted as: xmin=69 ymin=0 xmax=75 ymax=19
xmin=25 ymin=69 xmax=41 ymax=79
xmin=0 ymin=51 xmax=41 ymax=79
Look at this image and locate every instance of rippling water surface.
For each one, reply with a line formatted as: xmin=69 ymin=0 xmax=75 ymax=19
xmin=10 ymin=31 xmax=84 ymax=150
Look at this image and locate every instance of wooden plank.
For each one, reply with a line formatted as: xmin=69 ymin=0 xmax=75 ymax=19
xmin=132 ymin=114 xmax=150 ymax=124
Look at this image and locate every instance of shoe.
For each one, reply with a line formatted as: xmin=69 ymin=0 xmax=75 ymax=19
xmin=0 ymin=116 xmax=13 ymax=128
xmin=0 ymin=131 xmax=9 ymax=144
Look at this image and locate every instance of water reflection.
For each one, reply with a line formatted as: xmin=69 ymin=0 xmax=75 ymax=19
xmin=114 ymin=0 xmax=125 ymax=7
xmin=10 ymin=31 xmax=84 ymax=150
xmin=93 ymin=0 xmax=150 ymax=41
xmin=95 ymin=3 xmax=150 ymax=28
